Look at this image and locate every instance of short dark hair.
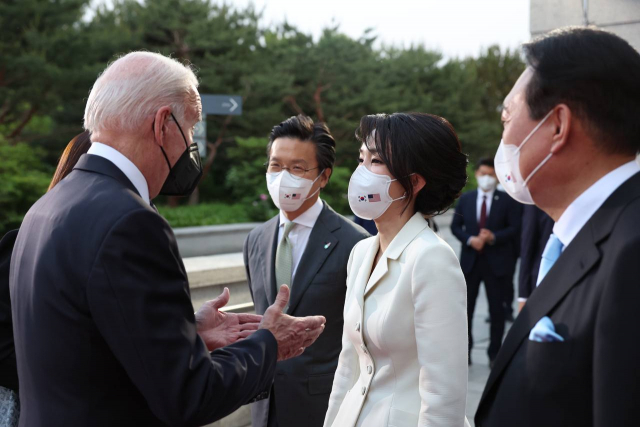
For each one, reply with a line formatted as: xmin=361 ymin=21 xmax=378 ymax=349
xmin=475 ymin=157 xmax=494 ymax=171
xmin=267 ymin=115 xmax=336 ymax=178
xmin=523 ymin=26 xmax=640 ymax=156
xmin=356 ymin=112 xmax=468 ymax=216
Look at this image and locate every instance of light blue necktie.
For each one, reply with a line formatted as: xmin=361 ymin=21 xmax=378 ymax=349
xmin=536 ymin=233 xmax=564 ymax=286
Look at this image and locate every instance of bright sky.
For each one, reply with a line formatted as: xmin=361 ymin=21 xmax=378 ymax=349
xmin=233 ymin=0 xmax=531 ymax=58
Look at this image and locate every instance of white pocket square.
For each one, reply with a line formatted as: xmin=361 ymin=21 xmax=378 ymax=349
xmin=529 ymin=316 xmax=564 ymax=342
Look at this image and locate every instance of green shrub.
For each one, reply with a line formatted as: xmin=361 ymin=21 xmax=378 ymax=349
xmin=156 ymin=202 xmax=255 ymax=228
xmin=0 ymin=138 xmax=52 ymax=235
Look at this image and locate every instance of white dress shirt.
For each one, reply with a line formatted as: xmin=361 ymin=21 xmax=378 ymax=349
xmin=87 ymin=142 xmax=150 ymax=205
xmin=278 ymin=197 xmax=324 ymax=282
xmin=553 ymin=160 xmax=640 ymax=249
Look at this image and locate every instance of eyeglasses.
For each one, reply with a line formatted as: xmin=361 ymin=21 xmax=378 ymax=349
xmin=264 ymin=161 xmax=319 ymax=180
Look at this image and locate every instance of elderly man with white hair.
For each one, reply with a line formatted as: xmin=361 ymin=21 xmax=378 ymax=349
xmin=9 ymin=51 xmax=325 ymax=427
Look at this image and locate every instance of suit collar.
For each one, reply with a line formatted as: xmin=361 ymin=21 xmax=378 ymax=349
xmin=286 ymin=202 xmax=341 ymax=314
xmin=87 ymin=143 xmax=150 ymax=204
xmin=479 ymin=171 xmax=640 ymax=407
xmin=362 ymin=212 xmax=428 ymax=296
xmin=385 ymin=212 xmax=429 ymax=260
xmin=73 ymin=154 xmax=140 ymax=198
xmin=554 ymin=165 xmax=640 ymax=247
xmin=263 ymin=215 xmax=281 ymax=305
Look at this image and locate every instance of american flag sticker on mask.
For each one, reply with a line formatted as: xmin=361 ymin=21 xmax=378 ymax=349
xmin=358 ymin=194 xmax=381 ymax=202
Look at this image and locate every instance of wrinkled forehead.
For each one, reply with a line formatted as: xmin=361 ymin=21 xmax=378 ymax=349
xmin=187 ymin=85 xmax=203 ymax=122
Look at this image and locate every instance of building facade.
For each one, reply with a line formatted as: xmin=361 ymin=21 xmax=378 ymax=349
xmin=530 ymin=0 xmax=640 ymax=51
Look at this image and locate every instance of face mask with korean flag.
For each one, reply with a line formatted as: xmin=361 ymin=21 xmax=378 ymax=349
xmin=266 ymin=170 xmax=324 ymax=212
xmin=348 ymin=165 xmax=406 ymax=220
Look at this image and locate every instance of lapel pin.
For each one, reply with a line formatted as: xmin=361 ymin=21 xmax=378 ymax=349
xmin=324 ymin=242 xmax=331 ymax=249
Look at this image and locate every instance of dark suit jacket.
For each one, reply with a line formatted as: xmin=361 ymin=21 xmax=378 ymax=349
xmin=10 ymin=154 xmax=278 ymax=427
xmin=475 ymin=171 xmax=640 ymax=427
xmin=450 ymin=189 xmax=522 ymax=277
xmin=243 ymin=202 xmax=369 ymax=427
xmin=518 ymin=205 xmax=554 ymax=299
xmin=0 ymin=230 xmax=19 ymax=392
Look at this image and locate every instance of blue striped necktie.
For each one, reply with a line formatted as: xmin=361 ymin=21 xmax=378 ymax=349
xmin=536 ymin=233 xmax=564 ymax=286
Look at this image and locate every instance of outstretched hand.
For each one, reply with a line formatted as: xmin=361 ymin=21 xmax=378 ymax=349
xmin=259 ymin=285 xmax=326 ymax=361
xmin=195 ymin=287 xmax=262 ymax=352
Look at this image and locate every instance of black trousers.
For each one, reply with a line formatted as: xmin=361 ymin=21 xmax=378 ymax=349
xmin=502 ymin=273 xmax=515 ymax=317
xmin=465 ymin=255 xmax=506 ymax=360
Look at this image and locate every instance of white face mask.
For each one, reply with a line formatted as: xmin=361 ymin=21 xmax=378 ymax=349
xmin=477 ymin=175 xmax=497 ymax=192
xmin=348 ymin=165 xmax=406 ymax=220
xmin=494 ymin=110 xmax=554 ymax=205
xmin=266 ymin=170 xmax=324 ymax=212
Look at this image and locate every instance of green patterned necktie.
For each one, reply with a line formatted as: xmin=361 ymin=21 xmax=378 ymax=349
xmin=275 ymin=222 xmax=296 ymax=310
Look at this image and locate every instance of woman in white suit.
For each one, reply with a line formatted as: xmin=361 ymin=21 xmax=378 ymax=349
xmin=324 ymin=113 xmax=470 ymax=427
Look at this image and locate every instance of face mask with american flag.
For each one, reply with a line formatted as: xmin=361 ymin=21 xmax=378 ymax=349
xmin=266 ymin=169 xmax=324 ymax=212
xmin=348 ymin=165 xmax=406 ymax=220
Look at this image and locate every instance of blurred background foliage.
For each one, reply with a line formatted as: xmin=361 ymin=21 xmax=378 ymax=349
xmin=0 ymin=0 xmax=524 ymax=233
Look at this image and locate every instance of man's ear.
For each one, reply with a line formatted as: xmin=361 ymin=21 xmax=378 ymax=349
xmin=320 ymin=168 xmax=332 ymax=189
xmin=152 ymin=106 xmax=173 ymax=147
xmin=550 ymin=104 xmax=572 ymax=154
xmin=411 ymin=174 xmax=426 ymax=196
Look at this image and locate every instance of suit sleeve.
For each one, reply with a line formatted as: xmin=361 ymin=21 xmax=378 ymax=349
xmin=518 ymin=206 xmax=537 ymax=299
xmin=86 ymin=209 xmax=277 ymax=427
xmin=593 ymin=233 xmax=640 ymax=426
xmin=450 ymin=199 xmax=471 ymax=245
xmin=412 ymin=243 xmax=468 ymax=427
xmin=323 ymin=245 xmax=360 ymax=427
xmin=492 ymin=198 xmax=523 ymax=246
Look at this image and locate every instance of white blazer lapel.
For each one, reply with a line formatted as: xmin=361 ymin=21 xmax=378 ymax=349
xmin=355 ymin=236 xmax=379 ymax=310
xmin=364 ymin=213 xmax=429 ymax=296
xmin=364 ymin=254 xmax=388 ymax=296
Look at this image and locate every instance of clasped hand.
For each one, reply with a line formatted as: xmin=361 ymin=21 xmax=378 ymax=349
xmin=470 ymin=228 xmax=495 ymax=252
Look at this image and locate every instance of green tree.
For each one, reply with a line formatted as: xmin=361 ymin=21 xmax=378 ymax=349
xmin=0 ymin=135 xmax=52 ymax=234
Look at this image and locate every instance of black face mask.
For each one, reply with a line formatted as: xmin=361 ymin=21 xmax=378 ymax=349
xmin=159 ymin=113 xmax=203 ymax=197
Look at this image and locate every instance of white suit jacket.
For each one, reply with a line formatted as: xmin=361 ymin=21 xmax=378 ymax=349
xmin=324 ymin=213 xmax=470 ymax=427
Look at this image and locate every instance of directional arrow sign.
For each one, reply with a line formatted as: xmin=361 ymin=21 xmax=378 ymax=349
xmin=200 ymin=94 xmax=243 ymax=116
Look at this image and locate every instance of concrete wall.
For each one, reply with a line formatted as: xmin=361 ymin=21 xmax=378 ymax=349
xmin=530 ymin=0 xmax=640 ymax=51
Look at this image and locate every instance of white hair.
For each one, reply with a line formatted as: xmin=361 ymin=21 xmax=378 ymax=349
xmin=84 ymin=51 xmax=199 ymax=134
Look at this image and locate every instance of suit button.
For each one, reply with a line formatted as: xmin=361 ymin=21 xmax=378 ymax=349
xmin=361 ymin=386 xmax=367 ymax=395
xmin=367 ymin=365 xmax=372 ymax=374
xmin=355 ymin=322 xmax=360 ymax=332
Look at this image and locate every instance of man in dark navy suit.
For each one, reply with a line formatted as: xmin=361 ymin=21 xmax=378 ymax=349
xmin=451 ymin=158 xmax=522 ymax=366
xmin=9 ymin=51 xmax=325 ymax=427
xmin=475 ymin=27 xmax=640 ymax=427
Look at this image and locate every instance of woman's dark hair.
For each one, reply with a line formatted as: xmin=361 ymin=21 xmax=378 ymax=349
xmin=356 ymin=112 xmax=468 ymax=216
xmin=267 ymin=114 xmax=336 ymax=178
xmin=523 ymin=26 xmax=640 ymax=156
xmin=48 ymin=131 xmax=92 ymax=191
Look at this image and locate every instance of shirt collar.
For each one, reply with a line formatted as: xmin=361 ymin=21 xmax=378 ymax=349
xmin=478 ymin=188 xmax=495 ymax=200
xmin=553 ymin=160 xmax=640 ymax=248
xmin=87 ymin=142 xmax=150 ymax=205
xmin=279 ymin=197 xmax=324 ymax=230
